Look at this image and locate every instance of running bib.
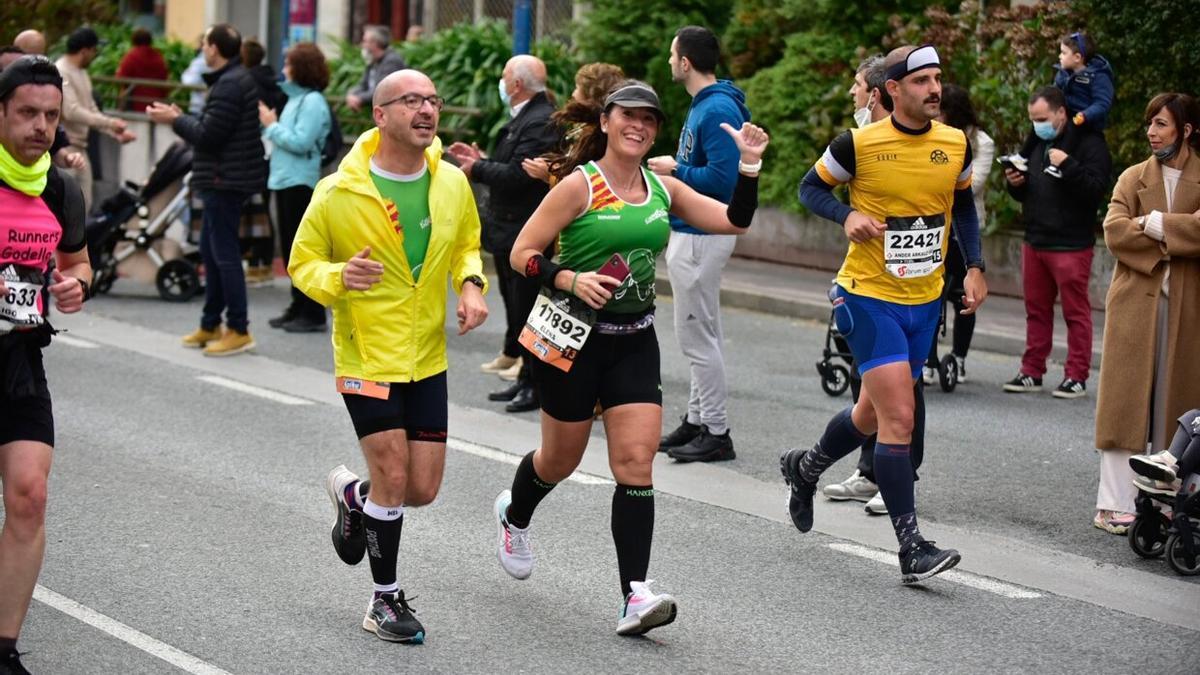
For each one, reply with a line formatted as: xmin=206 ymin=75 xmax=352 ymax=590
xmin=335 ymin=376 xmax=391 ymax=400
xmin=0 ymin=265 xmax=45 ymax=333
xmin=883 ymin=214 xmax=945 ymax=279
xmin=519 ymin=292 xmax=594 ymax=372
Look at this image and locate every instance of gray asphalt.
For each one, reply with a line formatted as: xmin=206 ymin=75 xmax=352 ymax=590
xmin=7 ymin=273 xmax=1197 ymax=674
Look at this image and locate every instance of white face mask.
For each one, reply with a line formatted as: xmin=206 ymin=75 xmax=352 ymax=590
xmin=853 ymin=91 xmax=876 ymax=128
xmin=361 ymin=47 xmax=372 ymax=62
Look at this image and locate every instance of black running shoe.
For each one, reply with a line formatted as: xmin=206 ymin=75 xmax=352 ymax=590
xmin=1 ymin=648 xmax=31 ymax=675
xmin=362 ymin=591 xmax=425 ymax=643
xmin=658 ymin=415 xmax=701 ymax=452
xmin=668 ymin=426 xmax=736 ymax=463
xmin=899 ymin=540 xmax=961 ymax=584
xmin=325 ymin=464 xmax=366 ymax=565
xmin=779 ymin=447 xmax=817 ymax=533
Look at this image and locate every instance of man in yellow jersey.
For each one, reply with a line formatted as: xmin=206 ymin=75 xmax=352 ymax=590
xmin=784 ymin=45 xmax=988 ymax=584
xmin=289 ymin=69 xmax=489 ymax=643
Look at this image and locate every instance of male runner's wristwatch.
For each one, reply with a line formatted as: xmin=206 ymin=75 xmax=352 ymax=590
xmin=74 ymin=276 xmax=91 ymax=300
xmin=464 ymin=275 xmax=485 ymax=289
xmin=967 ymin=261 xmax=986 ymax=274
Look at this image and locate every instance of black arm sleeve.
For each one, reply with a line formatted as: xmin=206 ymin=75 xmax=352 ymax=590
xmin=799 ymin=168 xmax=853 ymax=225
xmin=951 ymin=186 xmax=983 ymax=267
xmin=725 ymin=172 xmax=758 ymax=228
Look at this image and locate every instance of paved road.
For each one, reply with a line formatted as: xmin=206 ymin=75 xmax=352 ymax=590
xmin=9 ymin=276 xmax=1198 ymax=674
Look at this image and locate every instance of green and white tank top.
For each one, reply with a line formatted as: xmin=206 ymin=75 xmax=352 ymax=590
xmin=558 ymin=161 xmax=671 ymax=314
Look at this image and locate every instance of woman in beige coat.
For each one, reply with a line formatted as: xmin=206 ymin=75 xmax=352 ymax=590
xmin=1094 ymin=93 xmax=1200 ymax=534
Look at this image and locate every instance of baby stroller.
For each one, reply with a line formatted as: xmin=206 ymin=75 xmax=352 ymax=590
xmin=86 ymin=141 xmax=202 ymax=302
xmin=1127 ymin=410 xmax=1200 ymax=576
xmin=815 ymin=284 xmax=854 ymax=397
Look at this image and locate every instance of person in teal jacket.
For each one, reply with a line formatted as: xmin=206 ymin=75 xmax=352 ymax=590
xmin=258 ymin=42 xmax=332 ymax=332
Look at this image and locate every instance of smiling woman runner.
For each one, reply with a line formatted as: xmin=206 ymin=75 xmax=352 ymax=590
xmin=487 ymin=80 xmax=768 ymax=636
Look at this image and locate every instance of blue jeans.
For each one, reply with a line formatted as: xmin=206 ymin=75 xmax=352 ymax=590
xmin=198 ymin=190 xmax=250 ymax=333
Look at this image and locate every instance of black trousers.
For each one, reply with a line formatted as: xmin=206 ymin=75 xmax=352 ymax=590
xmin=494 ymin=248 xmax=544 ymax=384
xmin=850 ymin=375 xmax=925 ymax=483
xmin=274 ymin=185 xmax=325 ymax=323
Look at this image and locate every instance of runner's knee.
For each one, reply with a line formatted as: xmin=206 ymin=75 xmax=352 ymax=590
xmin=3 ymin=473 xmax=48 ymax=530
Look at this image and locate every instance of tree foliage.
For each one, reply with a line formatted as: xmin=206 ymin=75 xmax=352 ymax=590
xmin=1 ymin=0 xmax=116 ymax=47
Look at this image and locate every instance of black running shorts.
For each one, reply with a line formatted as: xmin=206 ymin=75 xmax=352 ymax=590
xmin=0 ymin=335 xmax=54 ymax=447
xmin=535 ymin=323 xmax=662 ymax=423
xmin=341 ymin=371 xmax=448 ymax=441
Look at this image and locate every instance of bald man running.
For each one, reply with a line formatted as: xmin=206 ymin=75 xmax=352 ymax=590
xmin=448 ymin=55 xmax=559 ymax=411
xmin=291 ymin=69 xmax=489 ymax=644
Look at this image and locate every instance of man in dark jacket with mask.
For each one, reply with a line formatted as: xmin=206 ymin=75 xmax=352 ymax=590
xmin=447 ymin=55 xmax=558 ymax=413
xmin=648 ymin=25 xmax=751 ymax=462
xmin=148 ymin=23 xmax=266 ymax=356
xmin=1002 ymin=86 xmax=1111 ymax=399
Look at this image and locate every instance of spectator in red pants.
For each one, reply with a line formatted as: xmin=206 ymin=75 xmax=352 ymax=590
xmin=1002 ymin=86 xmax=1111 ymax=398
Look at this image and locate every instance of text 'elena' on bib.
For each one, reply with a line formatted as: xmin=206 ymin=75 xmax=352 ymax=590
xmin=0 ymin=264 xmax=45 ymax=333
xmin=883 ymin=214 xmax=946 ymax=279
xmin=519 ymin=292 xmax=594 ymax=373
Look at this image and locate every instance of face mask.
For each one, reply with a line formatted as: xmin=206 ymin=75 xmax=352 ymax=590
xmin=1033 ymin=120 xmax=1058 ymax=141
xmin=853 ymin=92 xmax=876 ymax=128
xmin=361 ymin=48 xmax=372 ymax=62
xmin=498 ymin=78 xmax=511 ymax=106
xmin=1153 ymin=143 xmax=1179 ymax=162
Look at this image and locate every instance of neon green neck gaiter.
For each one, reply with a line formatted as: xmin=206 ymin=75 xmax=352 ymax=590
xmin=0 ymin=142 xmax=50 ymax=196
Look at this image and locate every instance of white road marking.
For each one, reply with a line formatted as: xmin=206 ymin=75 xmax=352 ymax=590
xmin=51 ymin=334 xmax=97 ymax=349
xmin=827 ymin=542 xmax=1042 ymax=599
xmin=33 ymin=585 xmax=233 ymax=675
xmin=196 ymin=374 xmax=313 ymax=406
xmin=449 ymin=438 xmax=613 ymax=485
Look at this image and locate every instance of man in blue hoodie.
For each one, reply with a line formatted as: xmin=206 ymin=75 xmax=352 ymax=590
xmin=649 ymin=25 xmax=750 ymax=463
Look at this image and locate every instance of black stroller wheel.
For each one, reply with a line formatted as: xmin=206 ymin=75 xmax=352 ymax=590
xmin=1165 ymin=532 xmax=1200 ymax=576
xmin=938 ymin=353 xmax=958 ymax=392
xmin=156 ymin=259 xmax=201 ymax=302
xmin=821 ymin=364 xmax=851 ymax=397
xmin=1128 ymin=513 xmax=1169 ymax=558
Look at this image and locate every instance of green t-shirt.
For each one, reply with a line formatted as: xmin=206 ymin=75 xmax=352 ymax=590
xmin=370 ymin=160 xmax=432 ymax=281
xmin=558 ymin=161 xmax=672 ymax=314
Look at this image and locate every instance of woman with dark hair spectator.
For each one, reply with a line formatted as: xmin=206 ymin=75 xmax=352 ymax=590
xmin=115 ymin=28 xmax=168 ymax=112
xmin=1093 ymin=93 xmax=1200 ymax=534
xmin=521 ymin=62 xmax=626 ymax=184
xmin=258 ymin=42 xmax=332 ymax=332
xmin=921 ymin=82 xmax=994 ymax=383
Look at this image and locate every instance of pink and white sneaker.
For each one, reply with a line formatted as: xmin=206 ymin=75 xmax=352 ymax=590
xmin=494 ymin=490 xmax=534 ymax=579
xmin=616 ymin=580 xmax=677 ymax=636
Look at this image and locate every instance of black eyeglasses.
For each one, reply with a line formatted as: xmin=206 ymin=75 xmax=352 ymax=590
xmin=378 ymin=93 xmax=445 ymax=111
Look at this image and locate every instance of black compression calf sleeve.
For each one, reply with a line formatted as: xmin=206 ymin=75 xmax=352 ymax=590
xmin=726 ymin=172 xmax=759 ymax=228
xmin=612 ymin=484 xmax=655 ymax=597
xmin=507 ymin=451 xmax=557 ymax=529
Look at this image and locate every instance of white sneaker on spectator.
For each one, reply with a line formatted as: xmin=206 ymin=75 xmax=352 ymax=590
xmin=922 ymin=366 xmax=936 ymax=386
xmin=822 ymin=470 xmax=878 ymax=502
xmin=1132 ymin=474 xmax=1181 ymax=496
xmin=864 ymin=491 xmax=888 ymax=515
xmin=953 ymin=354 xmax=968 ymax=383
xmin=1130 ymin=450 xmax=1179 ymax=482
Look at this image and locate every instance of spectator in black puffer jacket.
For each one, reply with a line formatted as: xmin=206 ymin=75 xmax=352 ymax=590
xmin=147 ymin=23 xmax=267 ymax=356
xmin=239 ymin=37 xmax=284 ymax=285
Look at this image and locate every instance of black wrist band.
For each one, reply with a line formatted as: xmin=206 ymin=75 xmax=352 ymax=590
xmin=726 ymin=172 xmax=759 ymax=229
xmin=464 ymin=275 xmax=485 ymax=289
xmin=75 ymin=277 xmax=91 ymax=301
xmin=524 ymin=254 xmax=565 ymax=290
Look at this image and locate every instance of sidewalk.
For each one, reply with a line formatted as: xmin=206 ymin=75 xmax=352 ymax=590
xmin=653 ymin=256 xmax=1105 ymax=369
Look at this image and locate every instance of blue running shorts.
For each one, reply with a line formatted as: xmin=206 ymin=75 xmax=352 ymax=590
xmin=830 ymin=284 xmax=940 ymax=379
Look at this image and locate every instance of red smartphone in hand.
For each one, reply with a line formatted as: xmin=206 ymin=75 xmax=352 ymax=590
xmin=596 ymin=252 xmax=631 ymax=291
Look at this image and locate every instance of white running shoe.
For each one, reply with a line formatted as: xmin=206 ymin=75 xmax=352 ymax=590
xmin=616 ymin=580 xmax=677 ymax=636
xmin=953 ymin=354 xmax=968 ymax=383
xmin=922 ymin=366 xmax=936 ymax=386
xmin=494 ymin=490 xmax=534 ymax=579
xmin=864 ymin=491 xmax=888 ymax=515
xmin=821 ymin=470 xmax=879 ymax=502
